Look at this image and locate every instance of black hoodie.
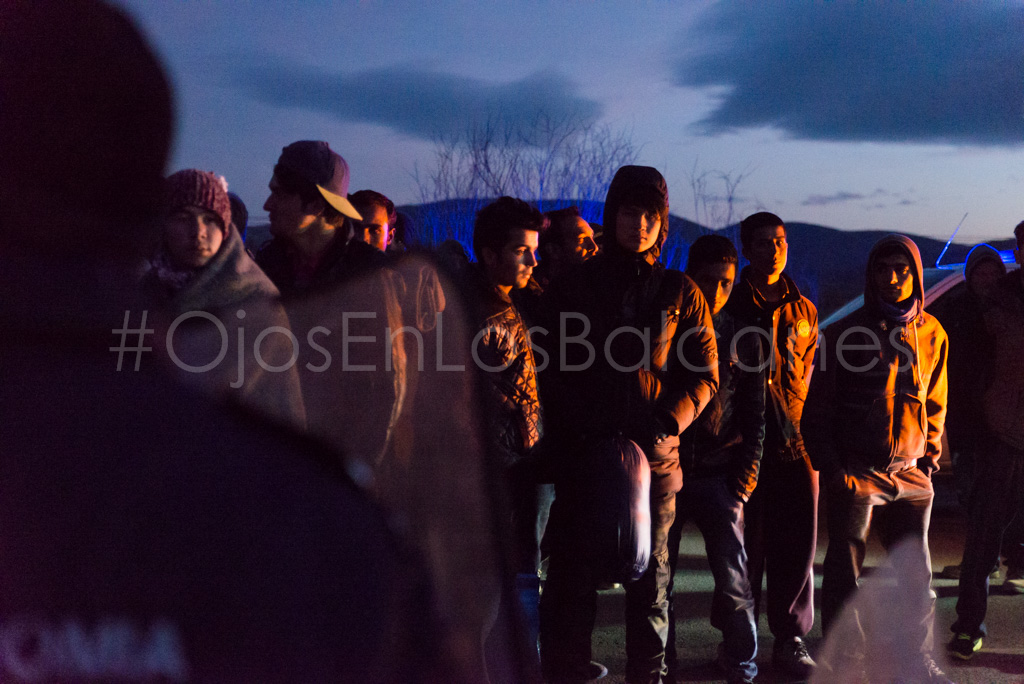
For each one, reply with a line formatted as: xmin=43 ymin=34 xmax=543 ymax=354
xmin=538 ymin=166 xmax=718 ymax=455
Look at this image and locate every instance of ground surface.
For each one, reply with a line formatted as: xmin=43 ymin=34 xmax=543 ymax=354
xmin=586 ymin=472 xmax=1024 ymax=683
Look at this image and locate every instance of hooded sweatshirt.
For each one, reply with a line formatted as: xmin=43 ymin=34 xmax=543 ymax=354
xmin=804 ymin=234 xmax=948 ymax=476
xmin=539 ymin=166 xmax=718 ymax=455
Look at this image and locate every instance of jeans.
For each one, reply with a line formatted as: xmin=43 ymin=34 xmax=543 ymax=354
xmin=666 ymin=475 xmax=757 ymax=682
xmin=953 ymin=437 xmax=1024 ymax=638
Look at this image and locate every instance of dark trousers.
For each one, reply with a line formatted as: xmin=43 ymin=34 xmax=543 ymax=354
xmin=744 ymin=454 xmax=818 ymax=639
xmin=666 ymin=475 xmax=757 ymax=681
xmin=822 ymin=467 xmax=935 ymax=652
xmin=953 ymin=438 xmax=1024 ymax=639
xmin=508 ymin=464 xmax=555 ymax=575
xmin=1004 ymin=507 xmax=1024 ymax=571
xmin=539 ymin=437 xmax=681 ymax=684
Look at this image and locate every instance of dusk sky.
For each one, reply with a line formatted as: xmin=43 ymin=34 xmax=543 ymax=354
xmin=115 ymin=1 xmax=1024 ymax=244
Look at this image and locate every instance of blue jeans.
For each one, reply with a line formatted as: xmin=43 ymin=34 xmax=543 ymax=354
xmin=666 ymin=475 xmax=757 ymax=682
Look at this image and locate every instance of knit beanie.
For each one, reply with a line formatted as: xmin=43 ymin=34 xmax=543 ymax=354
xmin=164 ymin=169 xmax=231 ymax=230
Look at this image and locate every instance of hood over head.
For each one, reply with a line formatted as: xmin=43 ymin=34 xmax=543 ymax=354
xmin=602 ymin=165 xmax=669 ymax=263
xmin=964 ymin=243 xmax=1006 ymax=283
xmin=865 ymin=233 xmax=925 ymax=311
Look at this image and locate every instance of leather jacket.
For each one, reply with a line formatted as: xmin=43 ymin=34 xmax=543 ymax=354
xmin=538 ymin=249 xmax=719 ymax=456
xmin=473 ymin=271 xmax=543 ymax=469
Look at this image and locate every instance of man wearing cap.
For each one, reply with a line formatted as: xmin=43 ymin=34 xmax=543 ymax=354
xmin=255 ymin=140 xmax=365 ymax=296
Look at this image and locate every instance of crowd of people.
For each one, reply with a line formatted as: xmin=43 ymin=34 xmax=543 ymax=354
xmin=3 ymin=2 xmax=1024 ymax=683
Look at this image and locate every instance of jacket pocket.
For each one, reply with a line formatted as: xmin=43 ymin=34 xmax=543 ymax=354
xmin=893 ymin=392 xmax=927 ymax=464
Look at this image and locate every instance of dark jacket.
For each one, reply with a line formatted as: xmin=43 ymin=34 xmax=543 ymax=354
xmin=471 ymin=267 xmax=543 ymax=469
xmin=679 ymin=308 xmax=766 ymax=501
xmin=726 ymin=267 xmax=817 ymax=464
xmin=1 ymin=251 xmax=448 ymax=683
xmin=539 ymin=249 xmax=718 ymax=455
xmin=981 ymin=270 xmax=1024 ymax=449
xmin=539 ymin=166 xmax=718 ymax=456
xmin=256 ymin=231 xmax=385 ymax=297
xmin=804 ymin=235 xmax=948 ymax=477
xmin=931 ymin=287 xmax=994 ymax=452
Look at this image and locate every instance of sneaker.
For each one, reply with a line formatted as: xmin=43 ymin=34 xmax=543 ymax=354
xmin=910 ymin=654 xmax=954 ymax=683
xmin=772 ymin=636 xmax=815 ymax=677
xmin=1004 ymin=566 xmax=1024 ymax=594
xmin=580 ymin=661 xmax=607 ymax=682
xmin=947 ymin=632 xmax=982 ymax=661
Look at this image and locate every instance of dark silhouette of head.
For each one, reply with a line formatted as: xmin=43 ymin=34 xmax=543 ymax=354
xmin=0 ymin=0 xmax=173 ymax=261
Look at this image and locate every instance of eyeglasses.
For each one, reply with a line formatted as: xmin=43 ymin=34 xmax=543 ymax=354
xmin=873 ymin=263 xmax=912 ymax=279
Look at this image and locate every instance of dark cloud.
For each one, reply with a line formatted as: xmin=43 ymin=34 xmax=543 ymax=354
xmin=802 ymin=191 xmax=865 ymax=207
xmin=225 ymin=58 xmax=601 ymax=143
xmin=802 ymin=188 xmax=916 ymax=208
xmin=676 ymin=3 xmax=1024 ymax=145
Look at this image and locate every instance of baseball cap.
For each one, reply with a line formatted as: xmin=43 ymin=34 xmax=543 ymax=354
xmin=276 ymin=141 xmax=362 ymax=221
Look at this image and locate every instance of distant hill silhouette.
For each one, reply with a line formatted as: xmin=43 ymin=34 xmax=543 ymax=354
xmin=247 ymin=198 xmax=1017 ymax=320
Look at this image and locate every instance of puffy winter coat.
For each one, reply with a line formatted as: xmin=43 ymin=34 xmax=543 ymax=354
xmin=471 ymin=268 xmax=543 ymax=469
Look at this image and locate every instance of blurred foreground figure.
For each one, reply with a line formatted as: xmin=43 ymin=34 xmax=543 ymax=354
xmin=0 ymin=1 xmax=451 ymax=680
xmin=804 ymin=235 xmax=951 ymax=683
xmin=811 ymin=539 xmax=953 ymax=684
